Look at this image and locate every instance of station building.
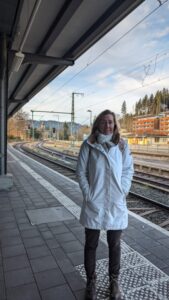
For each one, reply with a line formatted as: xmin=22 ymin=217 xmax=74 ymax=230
xmin=129 ymin=112 xmax=169 ymax=145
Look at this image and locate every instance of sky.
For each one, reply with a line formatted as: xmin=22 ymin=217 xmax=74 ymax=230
xmin=23 ymin=0 xmax=169 ymax=126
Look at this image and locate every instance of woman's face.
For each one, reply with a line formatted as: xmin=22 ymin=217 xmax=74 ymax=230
xmin=99 ymin=114 xmax=115 ymax=135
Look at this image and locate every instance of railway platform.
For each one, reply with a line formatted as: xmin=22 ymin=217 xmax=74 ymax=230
xmin=0 ymin=146 xmax=169 ymax=300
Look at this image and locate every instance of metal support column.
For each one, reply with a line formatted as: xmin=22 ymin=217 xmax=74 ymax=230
xmin=0 ymin=33 xmax=7 ymax=175
xmin=71 ymin=93 xmax=75 ymax=138
xmin=0 ymin=33 xmax=13 ymax=190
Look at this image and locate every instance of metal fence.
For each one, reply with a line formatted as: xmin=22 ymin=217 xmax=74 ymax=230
xmin=130 ymin=144 xmax=169 ymax=153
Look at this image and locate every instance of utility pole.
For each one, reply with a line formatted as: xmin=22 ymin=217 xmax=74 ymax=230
xmin=87 ymin=109 xmax=93 ymax=128
xmin=71 ymin=92 xmax=84 ymax=146
xmin=56 ymin=115 xmax=59 ymax=140
xmin=31 ymin=110 xmax=34 ymax=141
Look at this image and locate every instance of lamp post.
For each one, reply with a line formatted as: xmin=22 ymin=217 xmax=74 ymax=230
xmin=87 ymin=109 xmax=92 ymax=128
xmin=56 ymin=115 xmax=59 ymax=140
xmin=71 ymin=92 xmax=84 ymax=146
xmin=31 ymin=110 xmax=34 ymax=141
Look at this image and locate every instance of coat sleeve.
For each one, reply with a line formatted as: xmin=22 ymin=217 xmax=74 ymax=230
xmin=76 ymin=141 xmax=90 ymax=201
xmin=121 ymin=142 xmax=134 ymax=195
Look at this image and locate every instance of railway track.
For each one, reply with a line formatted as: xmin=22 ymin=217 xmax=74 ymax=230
xmin=133 ymin=173 xmax=169 ymax=193
xmin=36 ymin=142 xmax=169 ymax=193
xmin=13 ymin=142 xmax=169 ymax=231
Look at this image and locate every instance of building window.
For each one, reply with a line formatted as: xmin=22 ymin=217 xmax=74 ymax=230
xmin=155 ymin=137 xmax=159 ymax=143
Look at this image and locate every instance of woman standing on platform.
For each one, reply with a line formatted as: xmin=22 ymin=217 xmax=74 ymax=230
xmin=76 ymin=109 xmax=134 ymax=300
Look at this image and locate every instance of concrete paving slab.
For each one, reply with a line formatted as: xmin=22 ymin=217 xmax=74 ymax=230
xmin=26 ymin=206 xmax=75 ymax=225
xmin=34 ymin=267 xmax=66 ymax=290
xmin=40 ymin=284 xmax=76 ymax=300
xmin=6 ymin=283 xmax=41 ymax=300
xmin=4 ymin=267 xmax=34 ymax=288
xmin=0 ymin=174 xmax=13 ymax=191
xmin=30 ymin=255 xmax=57 ymax=273
xmin=3 ymin=254 xmax=30 ymax=271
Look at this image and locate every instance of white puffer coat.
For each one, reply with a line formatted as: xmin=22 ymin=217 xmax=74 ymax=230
xmin=76 ymin=139 xmax=134 ymax=230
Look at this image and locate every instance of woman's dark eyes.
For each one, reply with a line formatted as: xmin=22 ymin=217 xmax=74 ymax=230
xmin=101 ymin=122 xmax=113 ymax=125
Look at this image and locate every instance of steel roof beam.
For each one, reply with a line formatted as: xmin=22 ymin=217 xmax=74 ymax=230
xmin=8 ymin=103 xmax=23 ymax=117
xmin=9 ymin=50 xmax=74 ymax=66
xmin=23 ymin=0 xmax=144 ymax=101
xmin=9 ymin=0 xmax=24 ymax=48
xmin=9 ymin=0 xmax=82 ymax=100
xmin=38 ymin=0 xmax=83 ymax=54
xmin=24 ymin=65 xmax=67 ymax=103
xmin=9 ymin=98 xmax=28 ymax=103
xmin=66 ymin=0 xmax=145 ymax=58
xmin=23 ymin=53 xmax=74 ymax=66
xmin=8 ymin=0 xmax=145 ymax=116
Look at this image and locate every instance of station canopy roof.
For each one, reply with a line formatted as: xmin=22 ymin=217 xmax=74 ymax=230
xmin=0 ymin=0 xmax=144 ymax=117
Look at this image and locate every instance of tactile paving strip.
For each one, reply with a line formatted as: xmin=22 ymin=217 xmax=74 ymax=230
xmin=75 ymin=254 xmax=169 ymax=300
xmin=150 ymin=279 xmax=169 ymax=299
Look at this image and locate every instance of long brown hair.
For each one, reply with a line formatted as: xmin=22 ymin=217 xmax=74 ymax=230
xmin=89 ymin=110 xmax=120 ymax=144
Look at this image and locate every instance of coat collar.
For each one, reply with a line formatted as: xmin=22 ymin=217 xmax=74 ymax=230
xmin=86 ymin=139 xmax=115 ymax=151
xmin=86 ymin=139 xmax=109 ymax=155
xmin=86 ymin=139 xmax=102 ymax=150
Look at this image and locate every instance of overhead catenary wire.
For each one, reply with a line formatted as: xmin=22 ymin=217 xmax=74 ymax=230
xmin=32 ymin=0 xmax=169 ymax=112
xmin=69 ymin=49 xmax=169 ymax=94
xmin=75 ymin=73 xmax=169 ymax=114
xmin=43 ymin=0 xmax=168 ymax=95
xmin=32 ymin=44 xmax=169 ymax=114
xmin=46 ymin=48 xmax=169 ymax=112
xmin=31 ymin=86 xmax=72 ymax=111
xmin=33 ymin=53 xmax=169 ymax=120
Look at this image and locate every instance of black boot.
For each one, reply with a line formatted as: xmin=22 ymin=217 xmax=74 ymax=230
xmin=109 ymin=276 xmax=121 ymax=300
xmin=85 ymin=274 xmax=97 ymax=300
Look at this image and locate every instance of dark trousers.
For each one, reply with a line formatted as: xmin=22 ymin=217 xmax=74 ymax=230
xmin=84 ymin=228 xmax=122 ymax=279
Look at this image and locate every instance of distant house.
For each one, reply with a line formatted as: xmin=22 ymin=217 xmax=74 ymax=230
xmin=132 ymin=113 xmax=169 ymax=137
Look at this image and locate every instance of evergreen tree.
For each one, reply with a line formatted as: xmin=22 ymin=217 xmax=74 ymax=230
xmin=153 ymin=91 xmax=161 ymax=115
xmin=135 ymin=102 xmax=139 ymax=116
xmin=148 ymin=94 xmax=154 ymax=114
xmin=142 ymin=95 xmax=148 ymax=114
xmin=137 ymin=99 xmax=142 ymax=115
xmin=121 ymin=100 xmax=127 ymax=116
xmin=121 ymin=101 xmax=127 ymax=129
xmin=161 ymin=88 xmax=168 ymax=111
xmin=133 ymin=87 xmax=169 ymax=117
xmin=63 ymin=122 xmax=69 ymax=140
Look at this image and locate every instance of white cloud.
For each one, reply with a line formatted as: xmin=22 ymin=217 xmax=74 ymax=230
xmin=96 ymin=68 xmax=114 ymax=79
xmin=154 ymin=26 xmax=169 ymax=38
xmin=23 ymin=0 xmax=169 ymax=124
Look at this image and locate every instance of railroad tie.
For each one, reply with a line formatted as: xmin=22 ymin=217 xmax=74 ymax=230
xmin=129 ymin=207 xmax=155 ymax=211
xmin=159 ymin=219 xmax=169 ymax=227
xmin=140 ymin=208 xmax=160 ymax=216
